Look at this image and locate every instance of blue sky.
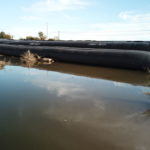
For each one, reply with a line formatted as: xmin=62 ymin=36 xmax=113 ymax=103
xmin=0 ymin=0 xmax=150 ymax=40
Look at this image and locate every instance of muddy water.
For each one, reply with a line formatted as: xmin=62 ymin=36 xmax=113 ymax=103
xmin=0 ymin=57 xmax=150 ymax=150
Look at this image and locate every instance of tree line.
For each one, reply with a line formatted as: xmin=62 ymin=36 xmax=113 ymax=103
xmin=0 ymin=31 xmax=56 ymax=40
xmin=0 ymin=31 xmax=13 ymax=39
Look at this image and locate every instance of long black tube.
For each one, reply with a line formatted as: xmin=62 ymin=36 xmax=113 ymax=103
xmin=0 ymin=39 xmax=150 ymax=51
xmin=0 ymin=44 xmax=150 ymax=70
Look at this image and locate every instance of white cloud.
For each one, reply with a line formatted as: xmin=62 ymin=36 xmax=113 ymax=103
xmin=119 ymin=11 xmax=150 ymax=22
xmin=21 ymin=16 xmax=41 ymax=21
xmin=8 ymin=21 xmax=150 ymax=40
xmin=79 ymin=11 xmax=150 ymax=41
xmin=24 ymin=73 xmax=86 ymax=100
xmin=25 ymin=0 xmax=89 ymax=12
xmin=8 ymin=9 xmax=150 ymax=40
xmin=60 ymin=22 xmax=150 ymax=41
xmin=8 ymin=26 xmax=46 ymax=39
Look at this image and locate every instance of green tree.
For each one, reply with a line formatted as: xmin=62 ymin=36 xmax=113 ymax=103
xmin=0 ymin=31 xmax=13 ymax=39
xmin=38 ymin=32 xmax=46 ymax=40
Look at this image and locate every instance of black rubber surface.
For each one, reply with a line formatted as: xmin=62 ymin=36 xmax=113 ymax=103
xmin=0 ymin=39 xmax=150 ymax=51
xmin=0 ymin=43 xmax=150 ymax=70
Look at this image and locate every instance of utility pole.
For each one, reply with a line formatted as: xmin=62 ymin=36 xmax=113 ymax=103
xmin=46 ymin=23 xmax=48 ymax=39
xmin=58 ymin=31 xmax=60 ymax=40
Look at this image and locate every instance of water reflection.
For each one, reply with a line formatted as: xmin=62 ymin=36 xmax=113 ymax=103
xmin=0 ymin=56 xmax=150 ymax=150
xmin=0 ymin=61 xmax=5 ymax=69
xmin=1 ymin=56 xmax=150 ymax=87
xmin=0 ymin=55 xmax=10 ymax=69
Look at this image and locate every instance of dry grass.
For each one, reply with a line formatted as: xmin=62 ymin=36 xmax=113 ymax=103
xmin=0 ymin=60 xmax=10 ymax=69
xmin=21 ymin=50 xmax=37 ymax=63
xmin=0 ymin=61 xmax=5 ymax=65
xmin=20 ymin=50 xmax=54 ymax=67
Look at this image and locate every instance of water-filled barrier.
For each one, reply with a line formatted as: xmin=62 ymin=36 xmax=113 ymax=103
xmin=0 ymin=39 xmax=150 ymax=51
xmin=0 ymin=40 xmax=150 ymax=71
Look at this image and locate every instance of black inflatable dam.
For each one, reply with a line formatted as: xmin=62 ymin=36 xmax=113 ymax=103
xmin=0 ymin=42 xmax=150 ymax=71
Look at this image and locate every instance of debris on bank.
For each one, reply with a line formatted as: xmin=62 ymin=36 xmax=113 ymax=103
xmin=21 ymin=50 xmax=54 ymax=65
xmin=0 ymin=61 xmax=6 ymax=68
xmin=21 ymin=50 xmax=37 ymax=63
xmin=0 ymin=59 xmax=10 ymax=69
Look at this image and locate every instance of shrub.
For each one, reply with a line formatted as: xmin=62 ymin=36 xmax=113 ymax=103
xmin=48 ymin=38 xmax=55 ymax=41
xmin=21 ymin=50 xmax=37 ymax=63
xmin=25 ymin=36 xmax=40 ymax=40
xmin=38 ymin=32 xmax=47 ymax=40
xmin=0 ymin=31 xmax=13 ymax=39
